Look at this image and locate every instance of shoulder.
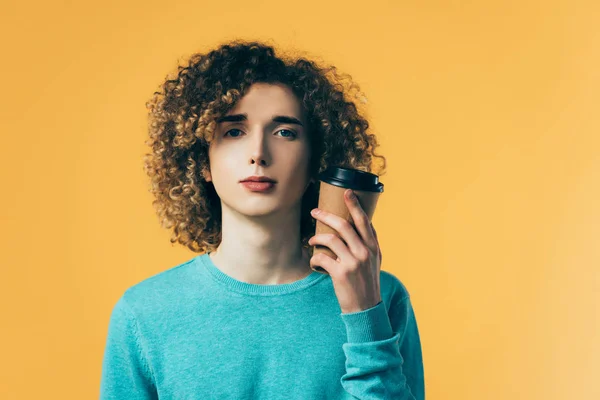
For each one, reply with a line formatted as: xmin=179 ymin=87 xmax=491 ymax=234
xmin=118 ymin=256 xmax=200 ymax=314
xmin=379 ymin=269 xmax=411 ymax=303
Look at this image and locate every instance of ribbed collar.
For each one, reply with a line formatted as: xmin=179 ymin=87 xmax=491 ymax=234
xmin=195 ymin=252 xmax=328 ymax=296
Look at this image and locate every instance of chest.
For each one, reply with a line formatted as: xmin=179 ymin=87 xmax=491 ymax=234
xmin=149 ymin=303 xmax=351 ymax=398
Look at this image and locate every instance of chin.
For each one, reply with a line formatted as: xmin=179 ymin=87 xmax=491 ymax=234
xmin=242 ymin=197 xmax=303 ymax=219
xmin=226 ymin=197 xmax=281 ymax=216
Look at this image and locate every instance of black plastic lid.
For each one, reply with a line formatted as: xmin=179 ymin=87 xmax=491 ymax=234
xmin=317 ymin=166 xmax=384 ymax=193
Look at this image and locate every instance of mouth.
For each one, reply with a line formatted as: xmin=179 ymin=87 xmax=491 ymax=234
xmin=240 ymin=181 xmax=277 ymax=192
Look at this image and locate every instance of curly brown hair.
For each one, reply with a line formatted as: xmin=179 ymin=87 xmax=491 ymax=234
xmin=143 ymin=39 xmax=387 ymax=255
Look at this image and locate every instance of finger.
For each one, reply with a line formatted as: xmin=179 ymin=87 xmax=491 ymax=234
xmin=344 ymin=189 xmax=378 ymax=251
xmin=371 ymin=222 xmax=382 ymax=265
xmin=308 ymin=233 xmax=353 ymax=263
xmin=310 ymin=252 xmax=338 ymax=275
xmin=370 ymin=222 xmax=377 ymax=238
xmin=311 ymin=207 xmax=365 ymax=259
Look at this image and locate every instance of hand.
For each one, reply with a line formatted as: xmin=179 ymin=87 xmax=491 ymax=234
xmin=308 ymin=189 xmax=383 ymax=314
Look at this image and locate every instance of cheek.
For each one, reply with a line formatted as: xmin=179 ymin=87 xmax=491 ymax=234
xmin=285 ymin=143 xmax=311 ymax=167
xmin=284 ymin=159 xmax=312 ymax=193
xmin=284 ymin=152 xmax=310 ymax=175
xmin=207 ymin=158 xmax=239 ymax=189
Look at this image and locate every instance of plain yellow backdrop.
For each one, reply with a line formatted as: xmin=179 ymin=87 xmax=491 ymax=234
xmin=1 ymin=0 xmax=598 ymax=399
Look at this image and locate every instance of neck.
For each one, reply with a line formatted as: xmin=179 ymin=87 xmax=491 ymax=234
xmin=209 ymin=203 xmax=313 ymax=285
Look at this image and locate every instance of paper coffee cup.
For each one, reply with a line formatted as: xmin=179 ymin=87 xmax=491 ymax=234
xmin=311 ymin=166 xmax=384 ymax=274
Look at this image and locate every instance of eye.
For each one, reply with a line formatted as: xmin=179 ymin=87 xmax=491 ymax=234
xmin=224 ymin=129 xmax=244 ymax=138
xmin=275 ymin=129 xmax=297 ymax=139
xmin=224 ymin=129 xmax=297 ymax=139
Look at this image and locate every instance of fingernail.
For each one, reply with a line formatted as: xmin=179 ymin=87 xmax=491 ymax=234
xmin=311 ymin=208 xmax=320 ymax=215
xmin=347 ymin=190 xmax=356 ymax=200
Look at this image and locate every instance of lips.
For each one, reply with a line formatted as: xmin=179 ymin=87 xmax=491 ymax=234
xmin=240 ymin=181 xmax=276 ymax=192
xmin=240 ymin=175 xmax=277 ymax=183
xmin=241 ymin=179 xmax=276 ymax=183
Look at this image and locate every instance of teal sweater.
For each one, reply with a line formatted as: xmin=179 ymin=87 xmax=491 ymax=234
xmin=100 ymin=253 xmax=425 ymax=399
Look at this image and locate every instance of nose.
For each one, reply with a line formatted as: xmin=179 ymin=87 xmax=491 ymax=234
xmin=249 ymin=131 xmax=270 ymax=166
xmin=251 ymin=157 xmax=267 ymax=166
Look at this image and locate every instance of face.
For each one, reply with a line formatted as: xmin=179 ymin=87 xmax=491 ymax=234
xmin=203 ymin=82 xmax=313 ymax=217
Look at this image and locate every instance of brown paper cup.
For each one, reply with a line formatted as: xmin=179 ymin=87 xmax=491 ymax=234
xmin=311 ymin=181 xmax=381 ymax=274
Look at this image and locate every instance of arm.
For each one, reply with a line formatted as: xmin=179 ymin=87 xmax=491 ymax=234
xmin=99 ymin=294 xmax=158 ymax=400
xmin=339 ymin=295 xmax=425 ymax=400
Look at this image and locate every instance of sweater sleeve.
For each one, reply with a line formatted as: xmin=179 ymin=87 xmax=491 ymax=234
xmin=99 ymin=294 xmax=158 ymax=400
xmin=339 ymin=295 xmax=425 ymax=400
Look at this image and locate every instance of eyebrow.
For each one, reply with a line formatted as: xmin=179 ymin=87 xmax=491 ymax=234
xmin=216 ymin=113 xmax=304 ymax=127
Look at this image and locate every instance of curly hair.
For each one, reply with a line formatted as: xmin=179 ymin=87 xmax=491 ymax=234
xmin=143 ymin=39 xmax=387 ymax=255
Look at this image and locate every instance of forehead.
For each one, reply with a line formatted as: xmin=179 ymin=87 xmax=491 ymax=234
xmin=224 ymin=83 xmax=303 ymax=119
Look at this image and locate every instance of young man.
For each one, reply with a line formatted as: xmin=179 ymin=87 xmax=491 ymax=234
xmin=100 ymin=40 xmax=425 ymax=399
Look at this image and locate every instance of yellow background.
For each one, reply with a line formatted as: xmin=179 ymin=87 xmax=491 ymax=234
xmin=1 ymin=0 xmax=598 ymax=398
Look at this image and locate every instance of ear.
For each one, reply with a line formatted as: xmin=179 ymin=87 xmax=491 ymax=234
xmin=201 ymin=167 xmax=212 ymax=183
